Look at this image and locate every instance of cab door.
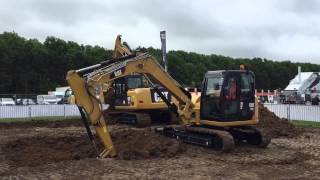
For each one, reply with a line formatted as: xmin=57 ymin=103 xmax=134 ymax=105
xmin=113 ymin=77 xmax=128 ymax=106
xmin=113 ymin=75 xmax=144 ymax=106
xmin=238 ymin=72 xmax=255 ymax=120
xmin=200 ymin=74 xmax=224 ymax=120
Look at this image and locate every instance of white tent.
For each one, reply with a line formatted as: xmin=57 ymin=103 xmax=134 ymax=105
xmin=285 ymin=72 xmax=320 ymax=94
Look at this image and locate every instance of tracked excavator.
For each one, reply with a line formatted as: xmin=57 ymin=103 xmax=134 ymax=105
xmin=91 ymin=35 xmax=173 ymax=126
xmin=66 ymin=40 xmax=270 ymax=158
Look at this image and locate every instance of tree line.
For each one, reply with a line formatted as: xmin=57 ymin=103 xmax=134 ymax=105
xmin=1 ymin=32 xmax=319 ymax=94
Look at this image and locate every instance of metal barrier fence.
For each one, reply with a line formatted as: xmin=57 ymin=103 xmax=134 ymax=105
xmin=0 ymin=105 xmax=108 ymax=119
xmin=264 ymin=104 xmax=320 ymax=122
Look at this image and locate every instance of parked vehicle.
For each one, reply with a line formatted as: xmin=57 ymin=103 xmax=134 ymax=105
xmin=17 ymin=98 xmax=36 ymax=105
xmin=57 ymin=88 xmax=75 ymax=104
xmin=0 ymin=98 xmax=15 ymax=105
xmin=37 ymin=95 xmax=58 ymax=105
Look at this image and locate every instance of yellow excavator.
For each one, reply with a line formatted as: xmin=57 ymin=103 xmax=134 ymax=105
xmin=66 ymin=39 xmax=270 ymax=158
xmin=104 ymin=35 xmax=174 ymax=126
xmin=74 ymin=35 xmax=173 ymax=126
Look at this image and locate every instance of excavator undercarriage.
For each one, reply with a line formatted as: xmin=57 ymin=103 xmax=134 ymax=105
xmin=104 ymin=110 xmax=152 ymax=127
xmin=155 ymin=125 xmax=270 ymax=151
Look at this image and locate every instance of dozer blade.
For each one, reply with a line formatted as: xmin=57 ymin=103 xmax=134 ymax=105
xmin=155 ymin=125 xmax=235 ymax=152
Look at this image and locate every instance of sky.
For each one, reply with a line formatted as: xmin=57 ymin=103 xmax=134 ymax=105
xmin=0 ymin=0 xmax=320 ymax=64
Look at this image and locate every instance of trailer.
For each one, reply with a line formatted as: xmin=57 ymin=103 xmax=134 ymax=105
xmin=282 ymin=67 xmax=320 ymax=105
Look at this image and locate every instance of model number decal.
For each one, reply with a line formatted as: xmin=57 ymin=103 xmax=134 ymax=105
xmin=110 ymin=66 xmax=126 ymax=79
xmin=114 ymin=69 xmax=122 ymax=77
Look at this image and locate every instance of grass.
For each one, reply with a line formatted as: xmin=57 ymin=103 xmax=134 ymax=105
xmin=0 ymin=116 xmax=80 ymax=123
xmin=292 ymin=120 xmax=320 ymax=128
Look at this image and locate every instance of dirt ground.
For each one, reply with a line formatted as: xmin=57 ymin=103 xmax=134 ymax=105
xmin=0 ymin=120 xmax=320 ymax=180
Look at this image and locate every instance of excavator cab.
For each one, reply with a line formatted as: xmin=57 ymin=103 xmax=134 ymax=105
xmin=201 ymin=70 xmax=255 ymax=122
xmin=112 ymin=74 xmax=146 ymax=106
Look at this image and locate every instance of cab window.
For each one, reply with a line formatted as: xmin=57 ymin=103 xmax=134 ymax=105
xmin=240 ymin=73 xmax=254 ymax=99
xmin=205 ymin=77 xmax=223 ymax=97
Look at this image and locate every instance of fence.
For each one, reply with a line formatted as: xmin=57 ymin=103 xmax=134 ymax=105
xmin=0 ymin=104 xmax=108 ymax=119
xmin=0 ymin=104 xmax=319 ymax=122
xmin=264 ymin=104 xmax=320 ymax=122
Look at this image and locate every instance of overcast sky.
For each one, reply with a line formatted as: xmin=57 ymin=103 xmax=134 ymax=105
xmin=1 ymin=0 xmax=320 ymax=63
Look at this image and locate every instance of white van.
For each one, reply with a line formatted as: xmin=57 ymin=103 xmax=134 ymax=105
xmin=0 ymin=98 xmax=15 ymax=105
xmin=37 ymin=95 xmax=58 ymax=105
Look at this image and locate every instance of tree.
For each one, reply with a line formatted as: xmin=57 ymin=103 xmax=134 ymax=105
xmin=1 ymin=32 xmax=320 ymax=94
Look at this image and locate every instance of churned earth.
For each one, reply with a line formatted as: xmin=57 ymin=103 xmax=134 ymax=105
xmin=0 ymin=108 xmax=319 ymax=180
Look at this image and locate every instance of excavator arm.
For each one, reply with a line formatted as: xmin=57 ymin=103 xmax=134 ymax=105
xmin=66 ymin=53 xmax=194 ymax=157
xmin=66 ymin=70 xmax=117 ymax=157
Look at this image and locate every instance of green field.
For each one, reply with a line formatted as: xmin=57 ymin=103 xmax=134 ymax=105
xmin=292 ymin=120 xmax=320 ymax=128
xmin=0 ymin=116 xmax=80 ymax=123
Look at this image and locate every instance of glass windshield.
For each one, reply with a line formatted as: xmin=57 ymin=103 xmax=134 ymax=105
xmin=206 ymin=77 xmax=224 ymax=97
xmin=127 ymin=77 xmax=142 ymax=89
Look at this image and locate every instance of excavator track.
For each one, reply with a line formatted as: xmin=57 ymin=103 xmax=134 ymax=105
xmin=104 ymin=110 xmax=151 ymax=127
xmin=135 ymin=113 xmax=152 ymax=127
xmin=228 ymin=126 xmax=271 ymax=148
xmin=155 ymin=125 xmax=235 ymax=152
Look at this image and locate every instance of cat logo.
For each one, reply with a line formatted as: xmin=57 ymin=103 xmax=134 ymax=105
xmin=154 ymin=91 xmax=169 ymax=102
xmin=151 ymin=89 xmax=171 ymax=103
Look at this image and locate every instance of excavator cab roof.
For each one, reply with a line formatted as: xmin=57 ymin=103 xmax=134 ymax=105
xmin=205 ymin=70 xmax=254 ymax=77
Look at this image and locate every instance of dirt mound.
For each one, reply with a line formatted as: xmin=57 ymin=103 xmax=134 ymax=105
xmin=258 ymin=104 xmax=302 ymax=138
xmin=2 ymin=128 xmax=183 ymax=168
xmin=0 ymin=119 xmax=82 ymax=129
xmin=112 ymin=128 xmax=184 ymax=160
xmin=2 ymin=135 xmax=96 ymax=167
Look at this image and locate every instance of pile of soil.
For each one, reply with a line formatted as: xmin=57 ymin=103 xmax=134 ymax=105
xmin=2 ymin=135 xmax=96 ymax=167
xmin=112 ymin=129 xmax=184 ymax=160
xmin=2 ymin=129 xmax=183 ymax=167
xmin=258 ymin=103 xmax=302 ymax=138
